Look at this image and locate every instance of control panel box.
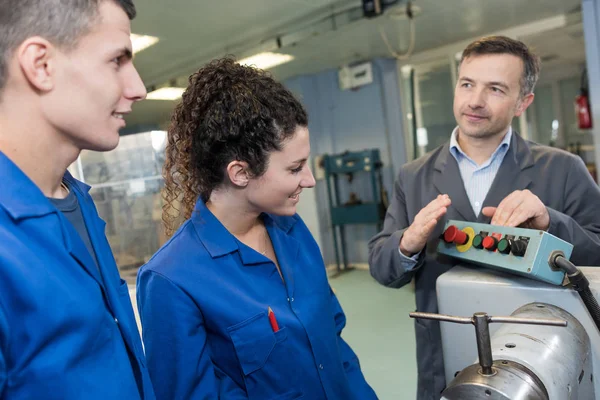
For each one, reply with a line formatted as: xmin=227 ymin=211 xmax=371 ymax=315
xmin=437 ymin=220 xmax=573 ymax=285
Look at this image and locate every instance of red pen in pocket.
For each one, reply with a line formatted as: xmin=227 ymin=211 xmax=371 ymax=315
xmin=268 ymin=307 xmax=279 ymax=332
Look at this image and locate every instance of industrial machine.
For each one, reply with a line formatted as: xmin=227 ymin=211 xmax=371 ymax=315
xmin=322 ymin=149 xmax=387 ymax=273
xmin=411 ymin=220 xmax=600 ymax=399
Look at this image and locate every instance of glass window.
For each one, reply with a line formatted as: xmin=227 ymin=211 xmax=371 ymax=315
xmin=74 ymin=131 xmax=167 ymax=280
xmin=415 ymin=61 xmax=456 ymax=154
xmin=559 ymin=76 xmax=581 ymax=146
xmin=532 ymin=84 xmax=555 ymax=145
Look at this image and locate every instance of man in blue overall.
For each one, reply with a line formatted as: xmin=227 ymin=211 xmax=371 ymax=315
xmin=0 ymin=1 xmax=155 ymax=399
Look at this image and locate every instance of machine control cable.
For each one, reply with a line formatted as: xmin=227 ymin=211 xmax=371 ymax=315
xmin=549 ymin=252 xmax=600 ymax=334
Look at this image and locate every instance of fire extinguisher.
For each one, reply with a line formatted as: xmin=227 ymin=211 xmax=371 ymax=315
xmin=576 ymin=68 xmax=592 ymax=130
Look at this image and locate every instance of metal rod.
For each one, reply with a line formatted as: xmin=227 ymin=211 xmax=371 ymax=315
xmin=411 ymin=312 xmax=567 ymax=327
xmin=409 ymin=312 xmax=472 ymax=324
xmin=489 ymin=316 xmax=567 ymax=327
xmin=473 ymin=312 xmax=494 ymax=376
xmin=410 ymin=310 xmax=568 ymax=380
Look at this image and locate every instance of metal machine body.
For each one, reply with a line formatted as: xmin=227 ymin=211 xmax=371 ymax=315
xmin=442 ymin=303 xmax=592 ymax=399
xmin=444 ymin=359 xmax=550 ymax=400
xmin=437 ymin=265 xmax=600 ymax=399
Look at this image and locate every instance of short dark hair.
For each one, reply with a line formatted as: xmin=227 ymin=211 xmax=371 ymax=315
xmin=0 ymin=0 xmax=136 ymax=94
xmin=460 ymin=35 xmax=541 ymax=97
xmin=162 ymin=57 xmax=308 ymax=235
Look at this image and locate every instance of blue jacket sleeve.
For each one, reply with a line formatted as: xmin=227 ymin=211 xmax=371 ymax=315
xmin=329 ymin=287 xmax=378 ymax=399
xmin=137 ymin=270 xmax=248 ymax=400
xmin=0 ymin=300 xmax=6 ymax=397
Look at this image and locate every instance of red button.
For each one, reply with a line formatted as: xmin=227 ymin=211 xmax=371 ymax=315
xmin=482 ymin=236 xmax=498 ymax=251
xmin=443 ymin=225 xmax=468 ymax=245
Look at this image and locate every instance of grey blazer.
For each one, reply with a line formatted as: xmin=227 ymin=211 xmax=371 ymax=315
xmin=368 ymin=133 xmax=600 ymax=400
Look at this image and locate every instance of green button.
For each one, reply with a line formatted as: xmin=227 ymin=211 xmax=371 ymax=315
xmin=497 ymin=239 xmax=510 ymax=253
xmin=472 ymin=235 xmax=484 ymax=249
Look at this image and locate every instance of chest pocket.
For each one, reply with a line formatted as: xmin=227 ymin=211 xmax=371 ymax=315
xmin=228 ymin=312 xmax=288 ymax=376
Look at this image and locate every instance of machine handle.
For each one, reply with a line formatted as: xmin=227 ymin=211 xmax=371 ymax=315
xmin=409 ymin=311 xmax=567 ymax=376
xmin=409 ymin=311 xmax=567 ymax=327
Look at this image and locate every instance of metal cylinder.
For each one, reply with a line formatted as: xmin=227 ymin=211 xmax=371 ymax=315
xmin=442 ymin=359 xmax=548 ymax=400
xmin=442 ymin=303 xmax=593 ymax=400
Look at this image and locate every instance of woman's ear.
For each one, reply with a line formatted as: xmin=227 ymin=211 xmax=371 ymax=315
xmin=226 ymin=160 xmax=251 ymax=187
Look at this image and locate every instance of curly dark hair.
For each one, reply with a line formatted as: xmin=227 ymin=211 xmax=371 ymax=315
xmin=162 ymin=57 xmax=308 ymax=235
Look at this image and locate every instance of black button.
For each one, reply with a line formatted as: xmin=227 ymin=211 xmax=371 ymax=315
xmin=511 ymin=240 xmax=528 ymax=257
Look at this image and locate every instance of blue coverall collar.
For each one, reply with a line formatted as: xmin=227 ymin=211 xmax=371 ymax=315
xmin=191 ymin=198 xmax=297 ymax=261
xmin=1 ymin=152 xmax=55 ymax=220
xmin=0 ymin=151 xmax=92 ymax=221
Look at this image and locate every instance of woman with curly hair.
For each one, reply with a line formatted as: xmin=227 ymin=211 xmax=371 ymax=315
xmin=136 ymin=58 xmax=378 ymax=400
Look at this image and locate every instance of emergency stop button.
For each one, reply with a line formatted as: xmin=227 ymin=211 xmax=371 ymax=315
xmin=443 ymin=225 xmax=469 ymax=245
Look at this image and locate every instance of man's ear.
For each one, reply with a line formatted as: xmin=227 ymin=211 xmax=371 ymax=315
xmin=515 ymin=92 xmax=534 ymax=117
xmin=226 ymin=160 xmax=251 ymax=187
xmin=15 ymin=37 xmax=56 ymax=92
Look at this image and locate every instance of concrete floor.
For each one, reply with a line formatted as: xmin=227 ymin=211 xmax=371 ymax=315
xmin=330 ymin=269 xmax=417 ymax=399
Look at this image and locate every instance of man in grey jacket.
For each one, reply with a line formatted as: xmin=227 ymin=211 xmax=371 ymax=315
xmin=368 ymin=35 xmax=600 ymax=400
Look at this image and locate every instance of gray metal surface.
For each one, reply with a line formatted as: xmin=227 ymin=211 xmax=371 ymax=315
xmin=489 ymin=303 xmax=592 ymax=400
xmin=442 ymin=360 xmax=548 ymax=400
xmin=410 ymin=309 xmax=567 ymax=379
xmin=438 ymin=265 xmax=600 ymax=398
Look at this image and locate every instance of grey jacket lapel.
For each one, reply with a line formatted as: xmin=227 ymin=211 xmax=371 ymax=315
xmin=479 ymin=132 xmax=534 ymax=222
xmin=433 ymin=144 xmax=477 ymax=221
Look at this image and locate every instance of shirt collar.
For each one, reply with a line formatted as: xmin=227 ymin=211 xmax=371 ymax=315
xmin=191 ymin=198 xmax=297 ymax=260
xmin=449 ymin=126 xmax=512 ymax=166
xmin=0 ymin=152 xmax=89 ymax=220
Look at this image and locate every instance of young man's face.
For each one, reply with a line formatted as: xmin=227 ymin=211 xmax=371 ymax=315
xmin=453 ymin=53 xmax=533 ymax=141
xmin=42 ymin=0 xmax=146 ymax=152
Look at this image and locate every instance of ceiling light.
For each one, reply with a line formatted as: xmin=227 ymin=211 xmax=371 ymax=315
xmin=131 ymin=33 xmax=159 ymax=54
xmin=237 ymin=52 xmax=295 ymax=70
xmin=146 ymin=87 xmax=185 ymax=101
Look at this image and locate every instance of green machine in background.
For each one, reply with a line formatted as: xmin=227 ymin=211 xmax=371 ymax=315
xmin=322 ymin=148 xmax=388 ymax=274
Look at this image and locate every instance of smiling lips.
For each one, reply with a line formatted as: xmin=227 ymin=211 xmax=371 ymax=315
xmin=112 ymin=110 xmax=130 ymax=127
xmin=464 ymin=113 xmax=488 ymax=122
